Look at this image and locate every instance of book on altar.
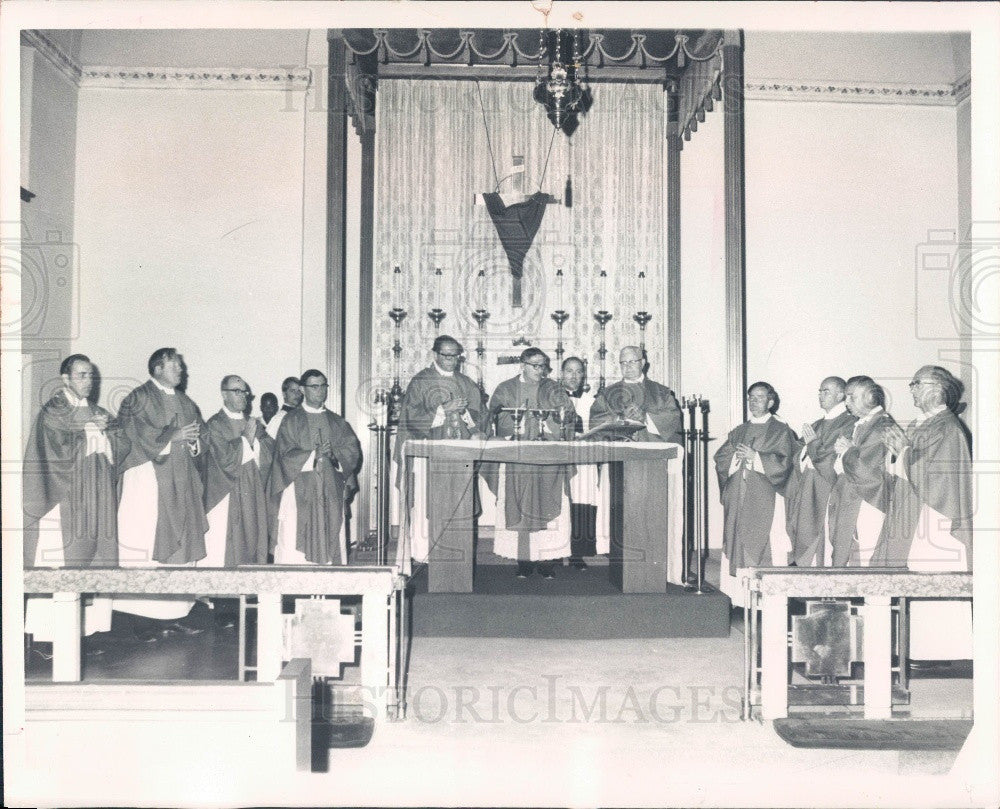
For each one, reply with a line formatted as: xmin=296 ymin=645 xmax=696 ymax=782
xmin=578 ymin=419 xmax=646 ymax=442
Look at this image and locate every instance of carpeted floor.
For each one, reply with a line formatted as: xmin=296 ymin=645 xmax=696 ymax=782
xmin=407 ymin=563 xmax=732 ymax=638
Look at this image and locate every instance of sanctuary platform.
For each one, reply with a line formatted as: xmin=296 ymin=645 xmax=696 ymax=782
xmin=408 ymin=563 xmax=731 ymax=639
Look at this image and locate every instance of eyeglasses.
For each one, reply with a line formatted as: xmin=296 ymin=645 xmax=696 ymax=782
xmin=620 ymin=359 xmax=643 ymax=366
xmin=909 ymin=380 xmax=940 ymax=389
xmin=304 ymin=383 xmax=329 ymax=389
xmin=223 ymin=389 xmax=250 ymax=395
xmin=436 ymin=351 xmax=462 ymax=358
xmin=524 ymin=362 xmax=549 ymax=370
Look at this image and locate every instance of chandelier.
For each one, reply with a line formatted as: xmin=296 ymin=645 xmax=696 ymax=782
xmin=533 ymin=28 xmax=592 ymax=137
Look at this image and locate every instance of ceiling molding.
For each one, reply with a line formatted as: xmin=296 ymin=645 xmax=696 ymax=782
xmin=21 ymin=30 xmax=82 ymax=88
xmin=78 ymin=66 xmax=312 ymax=91
xmin=745 ymin=76 xmax=970 ymax=107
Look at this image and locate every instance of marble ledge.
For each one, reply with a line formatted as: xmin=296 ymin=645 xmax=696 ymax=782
xmin=23 ymin=565 xmax=403 ymax=596
xmin=740 ymin=567 xmax=972 ymax=598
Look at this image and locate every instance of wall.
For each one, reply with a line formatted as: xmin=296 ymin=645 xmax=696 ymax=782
xmin=72 ymin=69 xmax=327 ymax=415
xmin=682 ymin=94 xmax=960 ymax=547
xmin=744 ymin=99 xmax=959 ymax=426
xmin=20 ymin=37 xmax=79 ymax=430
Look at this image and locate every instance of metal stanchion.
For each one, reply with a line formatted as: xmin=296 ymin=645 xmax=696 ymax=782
xmin=368 ymin=390 xmax=392 ymax=566
xmin=683 ymin=395 xmax=711 ymax=593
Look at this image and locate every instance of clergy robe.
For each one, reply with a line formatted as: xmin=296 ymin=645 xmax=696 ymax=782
xmin=715 ymin=416 xmax=798 ymax=578
xmin=825 ymin=407 xmax=893 ymax=567
xmin=268 ymin=405 xmax=361 ymax=565
xmin=489 ymin=376 xmax=574 ymax=561
xmin=871 ymin=407 xmax=973 ymax=660
xmin=396 ymin=364 xmax=490 ymax=561
xmin=590 ymin=377 xmax=684 ymax=444
xmin=265 ymin=405 xmax=296 ymax=440
xmin=23 ymin=388 xmax=125 ymax=638
xmin=784 ymin=405 xmax=856 ymax=566
xmin=115 ymin=380 xmax=208 ymax=619
xmin=201 ymin=409 xmax=274 ymax=566
xmin=566 ymin=387 xmax=602 ymax=556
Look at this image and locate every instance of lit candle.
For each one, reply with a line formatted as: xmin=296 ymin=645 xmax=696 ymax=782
xmin=477 ymin=269 xmax=485 ymax=309
xmin=556 ymin=268 xmax=564 ymax=311
xmin=599 ymin=268 xmax=607 ymax=306
xmin=639 ymin=269 xmax=646 ymax=303
xmin=435 ymin=267 xmax=443 ymax=306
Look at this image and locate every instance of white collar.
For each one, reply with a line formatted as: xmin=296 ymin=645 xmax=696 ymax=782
xmin=748 ymin=413 xmax=772 ymax=425
xmin=433 ymin=362 xmax=454 ymax=377
xmin=823 ymin=401 xmax=848 ymax=420
xmin=150 ymin=376 xmax=175 ymax=395
xmin=302 ymin=402 xmax=326 ymax=414
xmin=857 ymin=405 xmax=884 ymax=425
xmin=916 ymin=403 xmax=947 ymax=424
xmin=222 ymin=406 xmax=245 ymax=420
xmin=519 ymin=374 xmax=540 ymax=384
xmin=622 ymin=375 xmax=646 ymax=385
xmin=62 ymin=387 xmax=87 ymax=407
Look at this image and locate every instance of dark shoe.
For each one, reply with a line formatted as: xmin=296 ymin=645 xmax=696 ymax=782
xmin=788 ymin=562 xmax=798 ymax=567
xmin=570 ymin=558 xmax=589 ymax=571
xmin=162 ymin=622 xmax=204 ymax=637
xmin=538 ymin=565 xmax=555 ymax=580
xmin=134 ymin=630 xmax=159 ymax=643
xmin=516 ymin=562 xmax=534 ymax=579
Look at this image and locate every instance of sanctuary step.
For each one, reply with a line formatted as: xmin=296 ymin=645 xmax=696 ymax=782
xmin=408 ymin=564 xmax=731 ymax=639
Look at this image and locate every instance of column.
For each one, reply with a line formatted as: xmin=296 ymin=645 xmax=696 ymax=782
xmin=50 ymin=592 xmax=82 ymax=682
xmin=862 ymin=596 xmax=893 ymax=719
xmin=722 ymin=30 xmax=747 ymax=426
xmin=361 ymin=591 xmax=389 ymax=721
xmin=256 ymin=593 xmax=283 ymax=682
xmin=759 ymin=592 xmax=788 ymax=720
xmin=665 ymin=79 xmax=682 ymax=392
xmin=327 ymin=32 xmax=349 ymax=415
xmin=357 ymin=124 xmax=376 ymax=543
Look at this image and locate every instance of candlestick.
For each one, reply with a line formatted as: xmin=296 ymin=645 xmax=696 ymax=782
xmin=551 ymin=309 xmax=569 ymax=366
xmin=472 ymin=307 xmax=491 ymax=394
xmin=594 ymin=309 xmax=613 ymax=393
xmin=388 ymin=301 xmax=407 ymax=423
xmin=555 ymin=267 xmax=564 ymax=312
xmin=633 ymin=310 xmax=653 ymax=349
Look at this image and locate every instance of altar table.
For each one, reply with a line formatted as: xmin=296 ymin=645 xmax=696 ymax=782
xmin=402 ymin=439 xmax=681 ymax=594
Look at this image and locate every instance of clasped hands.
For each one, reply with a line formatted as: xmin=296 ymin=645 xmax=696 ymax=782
xmin=171 ymin=419 xmax=200 ymax=443
xmin=882 ymin=422 xmax=908 ymax=454
xmin=800 ymin=423 xmax=817 ymax=443
xmin=834 ymin=436 xmax=854 ymax=455
xmin=733 ymin=443 xmax=757 ymax=466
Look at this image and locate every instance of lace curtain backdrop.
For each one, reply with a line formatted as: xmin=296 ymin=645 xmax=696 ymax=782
xmin=373 ymin=79 xmax=668 ymax=397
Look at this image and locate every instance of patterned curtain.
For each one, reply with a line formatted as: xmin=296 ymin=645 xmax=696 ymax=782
xmin=373 ymin=79 xmax=667 ymax=395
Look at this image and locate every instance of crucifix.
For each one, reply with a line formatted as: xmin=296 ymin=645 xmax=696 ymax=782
xmin=475 ymin=154 xmax=561 ymax=307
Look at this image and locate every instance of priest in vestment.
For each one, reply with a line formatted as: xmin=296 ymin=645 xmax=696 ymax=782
xmin=561 ymin=356 xmax=601 ymax=569
xmin=589 ymin=346 xmax=684 ymax=444
xmin=784 ymin=376 xmax=856 ymax=566
xmin=872 ymin=365 xmax=973 ymax=660
xmin=826 ymin=377 xmax=893 ymax=567
xmin=24 ymin=354 xmax=124 ymax=640
xmin=715 ymin=382 xmax=798 ymax=600
xmin=114 ymin=347 xmax=208 ymax=623
xmin=265 ymin=376 xmax=303 ymax=439
xmin=396 ymin=335 xmax=489 ymax=562
xmin=201 ymin=376 xmax=273 ymax=566
xmin=268 ymin=369 xmax=361 ymax=565
xmin=489 ymin=348 xmax=575 ymax=579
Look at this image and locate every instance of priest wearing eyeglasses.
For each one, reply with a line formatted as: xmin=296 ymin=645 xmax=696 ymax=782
xmin=489 ymin=348 xmax=575 ymax=579
xmin=589 ymin=346 xmax=684 ymax=444
xmin=267 ymin=370 xmax=362 ymax=565
xmin=201 ymin=375 xmax=274 ymax=566
xmin=873 ymin=365 xmax=973 ymax=661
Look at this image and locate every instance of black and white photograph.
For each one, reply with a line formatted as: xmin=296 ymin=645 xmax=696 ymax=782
xmin=2 ymin=1 xmax=998 ymax=806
